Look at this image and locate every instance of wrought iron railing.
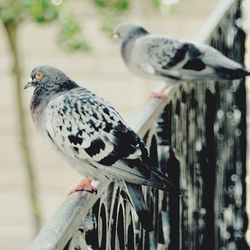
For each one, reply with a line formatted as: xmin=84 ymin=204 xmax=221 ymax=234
xmin=29 ymin=0 xmax=249 ymax=249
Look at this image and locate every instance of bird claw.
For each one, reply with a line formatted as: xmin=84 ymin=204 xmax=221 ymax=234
xmin=150 ymin=90 xmax=168 ymax=100
xmin=67 ymin=177 xmax=98 ymax=195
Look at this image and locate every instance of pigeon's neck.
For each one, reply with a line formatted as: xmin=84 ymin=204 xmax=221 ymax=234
xmin=122 ymin=33 xmax=147 ymax=63
xmin=30 ymin=80 xmax=77 ymax=113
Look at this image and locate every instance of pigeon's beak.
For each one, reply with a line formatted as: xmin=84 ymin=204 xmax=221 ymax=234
xmin=113 ymin=33 xmax=119 ymax=40
xmin=24 ymin=79 xmax=35 ymax=90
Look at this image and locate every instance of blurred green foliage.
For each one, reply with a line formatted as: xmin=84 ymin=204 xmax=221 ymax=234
xmin=0 ymin=0 xmax=177 ymax=51
xmin=152 ymin=0 xmax=180 ymax=15
xmin=24 ymin=0 xmax=59 ymax=23
xmin=0 ymin=0 xmax=133 ymax=51
xmin=58 ymin=4 xmax=90 ymax=52
xmin=94 ymin=0 xmax=129 ymax=11
xmin=0 ymin=0 xmax=58 ymax=24
xmin=0 ymin=0 xmax=89 ymax=52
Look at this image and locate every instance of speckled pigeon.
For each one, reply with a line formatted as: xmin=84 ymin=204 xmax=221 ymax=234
xmin=114 ymin=23 xmax=249 ymax=96
xmin=24 ymin=65 xmax=180 ymax=231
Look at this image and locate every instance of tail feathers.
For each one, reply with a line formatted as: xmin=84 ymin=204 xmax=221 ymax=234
xmin=149 ymin=167 xmax=183 ymax=195
xmin=215 ymin=66 xmax=250 ymax=80
xmin=137 ymin=139 xmax=183 ymax=195
xmin=244 ymin=69 xmax=250 ymax=76
xmin=125 ymin=158 xmax=183 ymax=195
xmin=125 ymin=182 xmax=153 ymax=231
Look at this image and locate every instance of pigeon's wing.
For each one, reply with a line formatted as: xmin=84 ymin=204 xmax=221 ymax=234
xmin=133 ymin=35 xmax=246 ymax=80
xmin=44 ymin=89 xmax=162 ymax=186
xmin=45 ymin=89 xmax=141 ymax=161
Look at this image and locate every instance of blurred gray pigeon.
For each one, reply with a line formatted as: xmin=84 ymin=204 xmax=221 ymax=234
xmin=114 ymin=23 xmax=249 ymax=87
xmin=24 ymin=65 xmax=180 ymax=231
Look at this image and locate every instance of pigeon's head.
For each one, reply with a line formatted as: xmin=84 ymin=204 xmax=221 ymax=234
xmin=24 ymin=65 xmax=76 ymax=92
xmin=113 ymin=23 xmax=148 ymax=42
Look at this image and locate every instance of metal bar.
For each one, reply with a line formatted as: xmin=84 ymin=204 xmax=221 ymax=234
xmin=196 ymin=0 xmax=235 ymax=43
xmin=29 ymin=182 xmax=110 ymax=250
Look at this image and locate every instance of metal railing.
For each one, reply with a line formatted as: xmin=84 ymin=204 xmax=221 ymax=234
xmin=29 ymin=0 xmax=249 ymax=249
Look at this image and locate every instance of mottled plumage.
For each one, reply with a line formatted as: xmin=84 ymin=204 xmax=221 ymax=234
xmin=114 ymin=23 xmax=250 ymax=84
xmin=25 ymin=65 xmax=179 ymax=230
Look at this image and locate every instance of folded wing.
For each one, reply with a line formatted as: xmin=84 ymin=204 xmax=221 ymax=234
xmin=133 ymin=35 xmax=249 ymax=80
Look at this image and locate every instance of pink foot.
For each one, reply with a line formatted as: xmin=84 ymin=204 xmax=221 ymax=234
xmin=67 ymin=177 xmax=97 ymax=195
xmin=150 ymin=89 xmax=168 ymax=100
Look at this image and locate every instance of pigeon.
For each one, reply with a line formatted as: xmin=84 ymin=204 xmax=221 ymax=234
xmin=114 ymin=23 xmax=250 ymax=96
xmin=24 ymin=65 xmax=180 ymax=231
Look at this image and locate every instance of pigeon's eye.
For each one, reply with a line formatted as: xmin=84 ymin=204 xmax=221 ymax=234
xmin=35 ymin=71 xmax=44 ymax=79
xmin=120 ymin=28 xmax=125 ymax=35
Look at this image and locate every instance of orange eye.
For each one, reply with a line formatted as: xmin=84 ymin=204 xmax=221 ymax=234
xmin=35 ymin=71 xmax=44 ymax=79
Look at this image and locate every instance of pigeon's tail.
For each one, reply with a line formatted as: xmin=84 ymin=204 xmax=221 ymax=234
xmin=215 ymin=66 xmax=250 ymax=80
xmin=148 ymin=166 xmax=183 ymax=195
xmin=125 ymin=182 xmax=153 ymax=231
xmin=136 ymin=139 xmax=183 ymax=195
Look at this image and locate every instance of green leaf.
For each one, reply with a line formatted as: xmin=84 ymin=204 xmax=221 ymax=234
xmin=0 ymin=0 xmax=23 ymax=24
xmin=27 ymin=0 xmax=59 ymax=23
xmin=93 ymin=0 xmax=129 ymax=11
xmin=113 ymin=0 xmax=129 ymax=11
xmin=94 ymin=0 xmax=107 ymax=8
xmin=58 ymin=7 xmax=91 ymax=52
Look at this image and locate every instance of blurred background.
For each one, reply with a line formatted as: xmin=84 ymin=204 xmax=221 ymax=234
xmin=0 ymin=0 xmax=249 ymax=249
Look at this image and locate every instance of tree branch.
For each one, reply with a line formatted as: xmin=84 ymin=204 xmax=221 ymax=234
xmin=3 ymin=21 xmax=42 ymax=234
